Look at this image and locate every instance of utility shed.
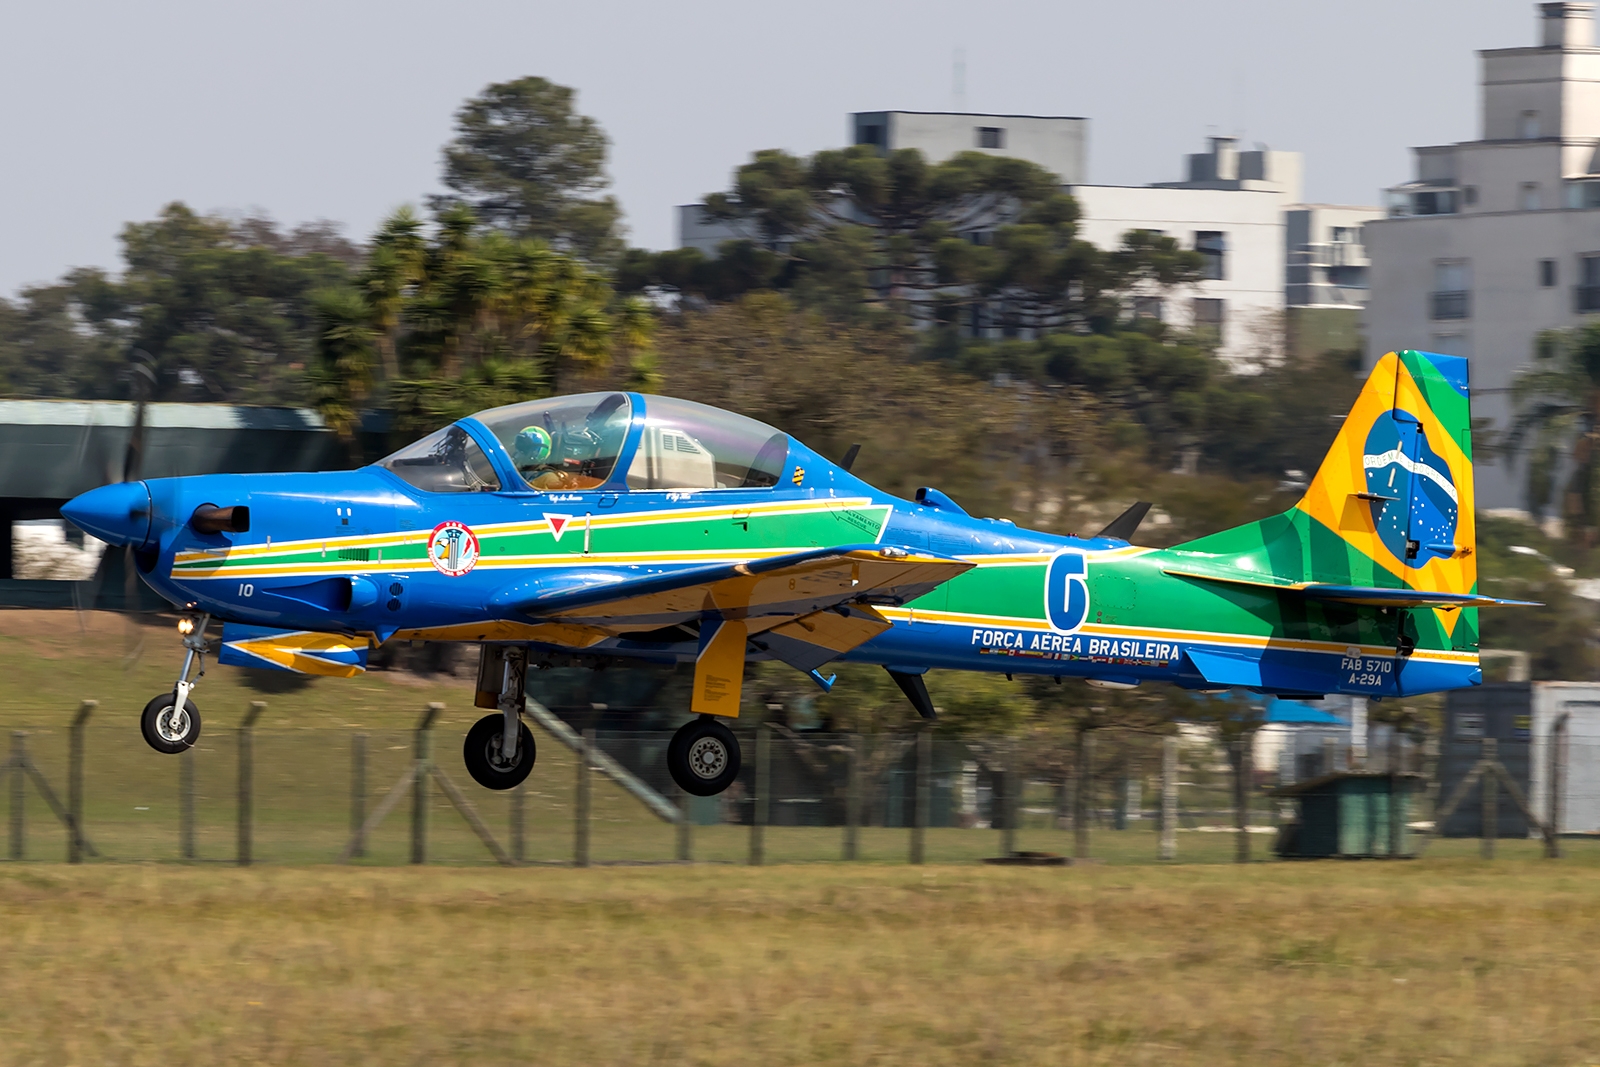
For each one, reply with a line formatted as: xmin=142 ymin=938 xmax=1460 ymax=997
xmin=1271 ymin=773 xmax=1421 ymax=858
xmin=1443 ymin=682 xmax=1600 ymax=836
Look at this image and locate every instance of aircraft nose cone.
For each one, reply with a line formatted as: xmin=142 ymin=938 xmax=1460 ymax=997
xmin=61 ymin=482 xmax=152 ymax=548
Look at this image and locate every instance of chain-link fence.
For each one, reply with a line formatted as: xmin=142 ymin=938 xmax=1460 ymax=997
xmin=5 ymin=701 xmax=1598 ymax=866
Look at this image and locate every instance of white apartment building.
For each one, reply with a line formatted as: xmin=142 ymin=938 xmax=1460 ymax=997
xmin=1364 ymin=2 xmax=1600 ymax=510
xmin=679 ymin=111 xmax=1088 ymax=256
xmin=1070 ymin=136 xmax=1378 ymax=363
xmin=678 ymin=115 xmax=1380 ymax=364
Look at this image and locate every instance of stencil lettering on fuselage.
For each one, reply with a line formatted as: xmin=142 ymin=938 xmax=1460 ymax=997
xmin=1044 ymin=550 xmax=1090 ymax=633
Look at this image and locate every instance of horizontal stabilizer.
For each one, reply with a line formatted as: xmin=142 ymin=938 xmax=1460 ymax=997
xmin=217 ymin=623 xmax=369 ymax=677
xmin=1164 ymin=566 xmax=1538 ymax=608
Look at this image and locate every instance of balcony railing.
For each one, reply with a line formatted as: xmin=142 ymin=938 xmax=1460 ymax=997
xmin=1576 ymin=285 xmax=1600 ymax=313
xmin=1430 ymin=290 xmax=1470 ymax=320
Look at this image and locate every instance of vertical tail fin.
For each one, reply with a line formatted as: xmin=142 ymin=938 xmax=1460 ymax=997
xmin=1176 ymin=349 xmax=1477 ymax=616
xmin=1295 ymin=349 xmax=1476 ymax=596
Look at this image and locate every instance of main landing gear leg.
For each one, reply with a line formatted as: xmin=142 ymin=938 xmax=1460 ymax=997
xmin=140 ymin=614 xmax=210 ymax=754
xmin=464 ymin=646 xmax=535 ymax=790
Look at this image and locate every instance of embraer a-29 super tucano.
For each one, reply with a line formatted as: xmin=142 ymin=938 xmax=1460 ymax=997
xmin=62 ymin=350 xmax=1529 ymax=797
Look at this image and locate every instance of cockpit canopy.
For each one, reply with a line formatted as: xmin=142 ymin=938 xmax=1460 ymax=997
xmin=378 ymin=393 xmax=791 ymax=494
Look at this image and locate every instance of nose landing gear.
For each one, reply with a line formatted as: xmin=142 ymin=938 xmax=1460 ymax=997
xmin=140 ymin=614 xmax=209 ymax=754
xmin=463 ymin=646 xmax=536 ymax=790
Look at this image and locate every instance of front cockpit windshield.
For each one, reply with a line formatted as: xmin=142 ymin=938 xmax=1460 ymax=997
xmin=377 ymin=425 xmax=501 ymax=493
xmin=474 ymin=392 xmax=631 ymax=491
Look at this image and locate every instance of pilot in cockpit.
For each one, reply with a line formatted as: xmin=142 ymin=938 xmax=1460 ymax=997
xmin=512 ymin=422 xmax=606 ymax=491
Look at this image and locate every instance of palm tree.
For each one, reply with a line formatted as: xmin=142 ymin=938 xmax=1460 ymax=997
xmin=1511 ymin=323 xmax=1600 ymax=541
xmin=361 ymin=207 xmax=426 ymax=381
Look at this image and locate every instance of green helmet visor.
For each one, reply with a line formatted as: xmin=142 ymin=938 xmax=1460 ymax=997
xmin=512 ymin=425 xmax=554 ymax=466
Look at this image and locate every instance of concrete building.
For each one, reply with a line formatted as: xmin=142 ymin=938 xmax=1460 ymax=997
xmin=1364 ymin=2 xmax=1600 ymax=509
xmin=849 ymin=110 xmax=1088 ymax=183
xmin=678 ymin=118 xmax=1380 ymax=365
xmin=1068 ymin=136 xmax=1329 ymax=362
xmin=679 ymin=111 xmax=1088 ymax=257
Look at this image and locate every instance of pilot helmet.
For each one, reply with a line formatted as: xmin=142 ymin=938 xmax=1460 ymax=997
xmin=513 ymin=425 xmax=554 ymax=466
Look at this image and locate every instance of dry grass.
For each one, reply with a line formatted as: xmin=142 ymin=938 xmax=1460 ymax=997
xmin=2 ymin=858 xmax=1599 ymax=1066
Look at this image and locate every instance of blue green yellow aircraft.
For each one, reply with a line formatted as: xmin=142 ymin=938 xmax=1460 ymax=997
xmin=61 ymin=349 xmax=1527 ymax=797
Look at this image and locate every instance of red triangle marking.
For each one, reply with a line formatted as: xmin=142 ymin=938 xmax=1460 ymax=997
xmin=545 ymin=513 xmax=572 ymax=541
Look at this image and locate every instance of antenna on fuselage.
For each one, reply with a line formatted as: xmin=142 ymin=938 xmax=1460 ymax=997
xmin=1097 ymin=501 xmax=1152 ymax=542
xmin=840 ymin=444 xmax=861 ymax=472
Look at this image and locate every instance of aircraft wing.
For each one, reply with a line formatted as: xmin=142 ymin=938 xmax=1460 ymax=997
xmin=509 ymin=543 xmax=970 ymax=629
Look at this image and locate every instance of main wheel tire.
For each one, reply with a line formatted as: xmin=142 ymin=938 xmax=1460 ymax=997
xmin=141 ymin=693 xmax=201 ymax=754
xmin=463 ymin=714 xmax=536 ymax=790
xmin=667 ymin=717 xmax=742 ymax=797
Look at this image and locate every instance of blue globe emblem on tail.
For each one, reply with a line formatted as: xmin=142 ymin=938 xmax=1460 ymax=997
xmin=1363 ymin=412 xmax=1458 ymax=568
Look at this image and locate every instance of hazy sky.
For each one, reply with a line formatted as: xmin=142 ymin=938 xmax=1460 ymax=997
xmin=1 ymin=0 xmax=1533 ymax=296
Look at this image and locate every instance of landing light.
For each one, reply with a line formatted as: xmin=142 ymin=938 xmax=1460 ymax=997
xmin=177 ymin=618 xmax=195 ymax=636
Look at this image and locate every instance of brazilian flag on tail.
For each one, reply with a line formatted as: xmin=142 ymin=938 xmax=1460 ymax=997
xmin=1175 ymin=350 xmax=1521 ymax=671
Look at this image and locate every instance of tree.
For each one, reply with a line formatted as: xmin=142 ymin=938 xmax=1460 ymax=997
xmin=434 ymin=76 xmax=623 ymax=265
xmin=1511 ymin=323 xmax=1600 ymax=540
xmin=340 ymin=204 xmax=651 ymax=443
xmin=670 ymin=145 xmax=1202 ymax=333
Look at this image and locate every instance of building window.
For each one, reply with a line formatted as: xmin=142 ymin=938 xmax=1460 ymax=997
xmin=1463 ymin=185 xmax=1479 ymax=206
xmin=1431 ymin=260 xmax=1470 ymax=320
xmin=856 ymin=124 xmax=885 ymax=148
xmin=1132 ymin=296 xmax=1163 ymax=321
xmin=1413 ymin=189 xmax=1458 ymax=215
xmin=1194 ymin=231 xmax=1226 ymax=281
xmin=1577 ymin=254 xmax=1600 ymax=312
xmin=1193 ymin=298 xmax=1225 ymax=342
xmin=1521 ymin=110 xmax=1541 ymax=139
xmin=1566 ymin=181 xmax=1600 ymax=209
xmin=1522 ymin=183 xmax=1543 ymax=211
xmin=1541 ymin=259 xmax=1558 ymax=287
xmin=976 ymin=126 xmax=1004 ymax=149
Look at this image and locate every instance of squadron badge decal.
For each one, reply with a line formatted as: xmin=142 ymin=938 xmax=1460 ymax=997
xmin=428 ymin=521 xmax=480 ymax=577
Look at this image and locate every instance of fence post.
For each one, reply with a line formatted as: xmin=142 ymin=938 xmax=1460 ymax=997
xmin=910 ymin=725 xmax=929 ymax=864
xmin=1481 ymin=736 xmax=1497 ymax=860
xmin=179 ymin=746 xmax=196 ymax=861
xmin=1159 ymin=734 xmax=1178 ymax=861
xmin=1072 ymin=732 xmax=1090 ymax=859
xmin=9 ymin=732 xmax=25 ymax=860
xmin=1548 ymin=715 xmax=1568 ymax=859
xmin=1388 ymin=727 xmax=1402 ymax=858
xmin=1000 ymin=740 xmax=1017 ymax=856
xmin=1233 ymin=733 xmax=1251 ymax=864
xmin=237 ymin=701 xmax=265 ymax=867
xmin=349 ymin=733 xmax=367 ymax=859
xmin=843 ymin=734 xmax=860 ymax=861
xmin=675 ymin=786 xmax=692 ymax=862
xmin=574 ymin=728 xmax=592 ymax=868
xmin=511 ymin=785 xmax=526 ymax=865
xmin=750 ymin=724 xmax=769 ymax=866
xmin=411 ymin=704 xmax=440 ymax=866
xmin=68 ymin=701 xmax=94 ymax=864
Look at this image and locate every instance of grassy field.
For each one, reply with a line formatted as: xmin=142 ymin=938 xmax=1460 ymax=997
xmin=1 ymin=856 xmax=1598 ymax=1066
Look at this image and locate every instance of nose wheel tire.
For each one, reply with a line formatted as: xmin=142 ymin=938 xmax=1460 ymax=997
xmin=667 ymin=717 xmax=742 ymax=797
xmin=141 ymin=693 xmax=202 ymax=754
xmin=463 ymin=714 xmax=536 ymax=790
